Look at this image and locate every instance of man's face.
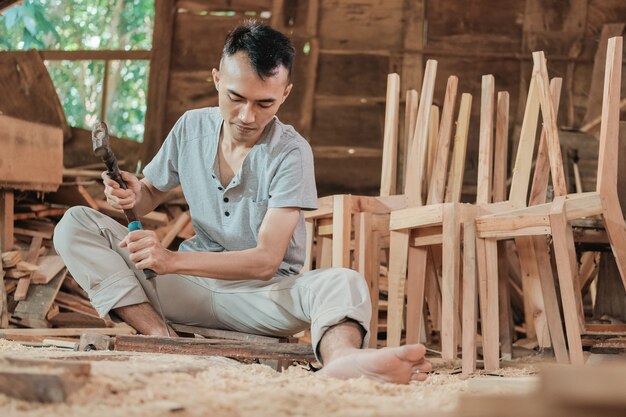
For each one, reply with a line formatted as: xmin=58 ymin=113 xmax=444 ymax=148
xmin=212 ymin=51 xmax=292 ymax=145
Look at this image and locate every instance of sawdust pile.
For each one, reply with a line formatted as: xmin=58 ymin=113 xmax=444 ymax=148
xmin=0 ymin=341 xmax=473 ymax=417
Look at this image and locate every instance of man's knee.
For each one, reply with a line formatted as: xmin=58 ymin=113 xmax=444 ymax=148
xmin=316 ymin=268 xmax=370 ymax=302
xmin=53 ymin=206 xmax=96 ymax=254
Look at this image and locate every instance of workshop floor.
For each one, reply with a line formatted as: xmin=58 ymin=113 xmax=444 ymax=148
xmin=0 ymin=339 xmax=546 ymax=417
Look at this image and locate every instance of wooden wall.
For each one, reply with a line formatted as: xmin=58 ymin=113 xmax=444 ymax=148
xmin=143 ymin=0 xmax=626 ymax=196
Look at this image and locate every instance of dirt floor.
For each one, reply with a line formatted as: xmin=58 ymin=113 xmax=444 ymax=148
xmin=0 ymin=339 xmax=547 ymax=417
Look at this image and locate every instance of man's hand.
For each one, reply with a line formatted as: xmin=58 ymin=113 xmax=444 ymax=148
xmin=119 ymin=230 xmax=175 ymax=274
xmin=102 ymin=170 xmax=142 ymax=210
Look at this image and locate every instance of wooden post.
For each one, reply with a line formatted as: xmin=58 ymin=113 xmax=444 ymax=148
xmin=142 ymin=0 xmax=176 ymax=164
xmin=0 ymin=189 xmax=14 ymax=252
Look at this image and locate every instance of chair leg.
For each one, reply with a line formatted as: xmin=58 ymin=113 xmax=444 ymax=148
xmin=441 ymin=202 xmax=461 ymax=360
xmin=549 ymin=198 xmax=585 ymax=365
xmin=532 ymin=236 xmax=570 ymax=364
xmin=387 ymin=229 xmax=410 ymax=346
xmin=462 ymin=220 xmax=478 ymax=375
xmin=405 ymin=246 xmax=429 ymax=344
xmin=497 ymin=240 xmax=513 ymax=360
xmin=483 ymin=237 xmax=500 ymax=370
xmin=601 ymin=193 xmax=626 ymax=291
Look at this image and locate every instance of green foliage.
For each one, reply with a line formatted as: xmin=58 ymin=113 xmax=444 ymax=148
xmin=0 ymin=0 xmax=154 ymax=142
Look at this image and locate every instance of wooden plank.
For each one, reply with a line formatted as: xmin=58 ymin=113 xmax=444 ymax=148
xmin=0 ymin=357 xmax=90 ymax=403
xmin=12 ymin=269 xmax=67 ymax=328
xmin=115 ymin=335 xmax=315 ymax=361
xmin=0 ymin=51 xmax=70 ymax=141
xmin=31 ymin=256 xmax=65 ymax=285
xmin=171 ymin=323 xmax=285 ymax=343
xmin=0 ymin=189 xmax=14 ymax=252
xmin=0 ymin=115 xmax=63 ymax=192
xmin=40 ymin=50 xmax=151 ymax=60
xmin=142 ymin=0 xmax=177 ymax=163
xmin=0 ymin=327 xmax=135 ymax=339
xmin=13 ymin=278 xmax=30 ymax=302
xmin=380 ymin=73 xmax=400 ymax=197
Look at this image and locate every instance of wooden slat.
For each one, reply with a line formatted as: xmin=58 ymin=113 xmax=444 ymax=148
xmin=476 ymin=75 xmax=495 ymax=205
xmin=405 ymin=60 xmax=437 ymax=206
xmin=31 ymin=256 xmax=65 ymax=285
xmin=380 ymin=73 xmax=400 ymax=197
xmin=427 ymin=76 xmax=458 ymax=204
xmin=115 ymin=335 xmax=315 ymax=361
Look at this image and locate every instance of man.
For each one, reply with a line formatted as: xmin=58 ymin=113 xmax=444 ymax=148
xmin=54 ymin=21 xmax=431 ymax=384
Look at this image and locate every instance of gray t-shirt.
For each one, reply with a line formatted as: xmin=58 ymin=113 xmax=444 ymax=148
xmin=143 ymin=107 xmax=318 ymax=276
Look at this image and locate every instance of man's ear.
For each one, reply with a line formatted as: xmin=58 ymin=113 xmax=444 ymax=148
xmin=212 ymin=68 xmax=220 ymax=90
xmin=282 ymin=83 xmax=293 ymax=103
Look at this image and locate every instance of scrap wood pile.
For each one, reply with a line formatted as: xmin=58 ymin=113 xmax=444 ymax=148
xmin=0 ymin=169 xmax=193 ymax=342
xmin=0 ymin=171 xmax=315 ymax=366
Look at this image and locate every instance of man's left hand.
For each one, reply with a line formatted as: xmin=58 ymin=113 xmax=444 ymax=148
xmin=119 ymin=230 xmax=174 ymax=275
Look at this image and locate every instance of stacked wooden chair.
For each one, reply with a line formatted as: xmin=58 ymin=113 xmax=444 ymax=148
xmin=305 ymin=61 xmax=471 ymax=347
xmin=474 ymin=36 xmax=626 ymax=366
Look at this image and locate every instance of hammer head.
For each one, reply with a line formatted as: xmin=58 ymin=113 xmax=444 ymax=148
xmin=92 ymin=121 xmax=111 ymax=158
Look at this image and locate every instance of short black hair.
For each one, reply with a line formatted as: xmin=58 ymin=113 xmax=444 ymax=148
xmin=222 ymin=20 xmax=295 ymax=80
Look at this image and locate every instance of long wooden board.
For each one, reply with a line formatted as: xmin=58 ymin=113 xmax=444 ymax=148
xmin=115 ymin=335 xmax=316 ymax=362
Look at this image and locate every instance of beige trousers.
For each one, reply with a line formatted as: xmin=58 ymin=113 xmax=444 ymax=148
xmin=53 ymin=206 xmax=371 ymax=357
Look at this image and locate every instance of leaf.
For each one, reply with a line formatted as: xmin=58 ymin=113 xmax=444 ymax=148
xmin=22 ymin=14 xmax=37 ymax=35
xmin=3 ymin=7 xmax=21 ymax=30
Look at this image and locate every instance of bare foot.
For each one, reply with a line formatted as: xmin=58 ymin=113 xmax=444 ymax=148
xmin=317 ymin=344 xmax=432 ymax=384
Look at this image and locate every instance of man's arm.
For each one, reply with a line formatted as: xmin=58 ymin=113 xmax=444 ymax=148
xmin=122 ymin=206 xmax=301 ymax=280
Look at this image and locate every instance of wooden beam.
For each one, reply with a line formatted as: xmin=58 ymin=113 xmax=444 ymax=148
xmin=39 ymin=50 xmax=151 ymax=61
xmin=115 ymin=335 xmax=316 ymax=361
xmin=142 ymin=0 xmax=177 ymax=164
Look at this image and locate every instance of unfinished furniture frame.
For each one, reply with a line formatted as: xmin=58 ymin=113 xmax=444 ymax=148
xmin=475 ymin=36 xmax=626 ymax=366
